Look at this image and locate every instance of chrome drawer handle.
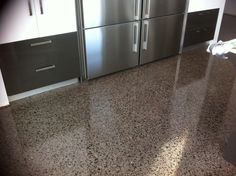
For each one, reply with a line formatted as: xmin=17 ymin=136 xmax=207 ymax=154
xmin=30 ymin=40 xmax=52 ymax=47
xmin=36 ymin=65 xmax=56 ymax=72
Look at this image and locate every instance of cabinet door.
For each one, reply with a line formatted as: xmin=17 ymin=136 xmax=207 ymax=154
xmin=34 ymin=0 xmax=77 ymax=37
xmin=140 ymin=14 xmax=184 ymax=65
xmin=82 ymin=0 xmax=142 ymax=28
xmin=142 ymin=0 xmax=186 ymax=19
xmin=85 ymin=22 xmax=140 ymax=79
xmin=0 ymin=0 xmax=39 ymax=44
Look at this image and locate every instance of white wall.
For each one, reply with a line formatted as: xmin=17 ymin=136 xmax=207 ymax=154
xmin=188 ymin=0 xmax=226 ymax=42
xmin=189 ymin=0 xmax=226 ymax=12
xmin=0 ymin=70 xmax=9 ymax=107
xmin=224 ymin=0 xmax=236 ymax=16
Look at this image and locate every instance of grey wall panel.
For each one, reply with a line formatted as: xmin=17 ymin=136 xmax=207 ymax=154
xmin=224 ymin=0 xmax=236 ymax=16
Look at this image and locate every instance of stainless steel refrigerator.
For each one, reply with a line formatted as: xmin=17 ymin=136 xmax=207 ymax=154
xmin=77 ymin=0 xmax=187 ymax=79
xmin=140 ymin=0 xmax=187 ymax=65
xmin=79 ymin=0 xmax=142 ymax=79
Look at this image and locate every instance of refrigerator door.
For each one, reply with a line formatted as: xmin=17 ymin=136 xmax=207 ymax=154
xmin=82 ymin=0 xmax=141 ymax=29
xmin=143 ymin=0 xmax=186 ymax=19
xmin=85 ymin=22 xmax=140 ymax=79
xmin=140 ymin=14 xmax=184 ymax=65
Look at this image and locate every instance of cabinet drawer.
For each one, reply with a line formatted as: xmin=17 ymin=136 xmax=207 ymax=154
xmin=82 ymin=0 xmax=142 ymax=28
xmin=85 ymin=22 xmax=139 ymax=79
xmin=142 ymin=0 xmax=186 ymax=19
xmin=184 ymin=9 xmax=219 ymax=47
xmin=140 ymin=14 xmax=184 ymax=64
xmin=184 ymin=26 xmax=216 ymax=46
xmin=0 ymin=32 xmax=80 ymax=95
xmin=187 ymin=9 xmax=219 ymax=27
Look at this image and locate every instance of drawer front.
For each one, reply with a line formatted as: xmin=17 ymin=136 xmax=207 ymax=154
xmin=184 ymin=9 xmax=219 ymax=47
xmin=140 ymin=14 xmax=184 ymax=64
xmin=143 ymin=0 xmax=186 ymax=19
xmin=184 ymin=26 xmax=216 ymax=46
xmin=85 ymin=22 xmax=139 ymax=79
xmin=0 ymin=32 xmax=80 ymax=95
xmin=186 ymin=9 xmax=219 ymax=29
xmin=82 ymin=0 xmax=142 ymax=28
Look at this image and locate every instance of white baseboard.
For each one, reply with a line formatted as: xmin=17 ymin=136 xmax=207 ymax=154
xmin=8 ymin=78 xmax=79 ymax=102
xmin=182 ymin=41 xmax=211 ymax=53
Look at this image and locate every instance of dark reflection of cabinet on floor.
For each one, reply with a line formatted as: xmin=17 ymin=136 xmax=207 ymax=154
xmin=176 ymin=52 xmax=210 ymax=88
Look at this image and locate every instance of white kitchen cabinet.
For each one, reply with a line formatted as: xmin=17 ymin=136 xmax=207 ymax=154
xmin=35 ymin=0 xmax=77 ymax=37
xmin=188 ymin=0 xmax=226 ymax=12
xmin=0 ymin=0 xmax=39 ymax=44
xmin=0 ymin=0 xmax=77 ymax=45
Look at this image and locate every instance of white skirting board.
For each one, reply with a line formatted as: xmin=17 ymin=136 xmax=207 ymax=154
xmin=182 ymin=41 xmax=211 ymax=52
xmin=8 ymin=78 xmax=79 ymax=102
xmin=0 ymin=70 xmax=9 ymax=107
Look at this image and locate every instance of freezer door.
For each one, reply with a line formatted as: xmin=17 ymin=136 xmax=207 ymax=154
xmin=140 ymin=14 xmax=184 ymax=65
xmin=82 ymin=0 xmax=141 ymax=28
xmin=85 ymin=22 xmax=140 ymax=79
xmin=143 ymin=0 xmax=186 ymax=19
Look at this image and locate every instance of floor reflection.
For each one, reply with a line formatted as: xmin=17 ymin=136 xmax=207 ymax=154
xmin=1 ymin=46 xmax=236 ymax=175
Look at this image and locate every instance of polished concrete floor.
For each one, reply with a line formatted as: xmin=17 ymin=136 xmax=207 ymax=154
xmin=1 ymin=15 xmax=236 ymax=176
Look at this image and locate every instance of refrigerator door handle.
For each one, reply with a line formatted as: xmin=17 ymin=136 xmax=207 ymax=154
xmin=134 ymin=0 xmax=140 ymax=20
xmin=143 ymin=21 xmax=149 ymax=50
xmin=133 ymin=23 xmax=139 ymax=53
xmin=144 ymin=0 xmax=150 ymax=18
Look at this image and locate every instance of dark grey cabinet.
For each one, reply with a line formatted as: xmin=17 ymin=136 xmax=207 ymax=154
xmin=184 ymin=9 xmax=219 ymax=47
xmin=0 ymin=32 xmax=80 ymax=95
